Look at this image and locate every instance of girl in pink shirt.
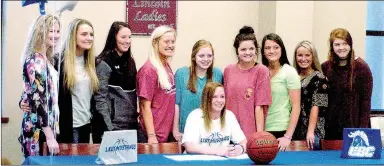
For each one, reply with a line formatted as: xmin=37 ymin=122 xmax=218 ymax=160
xmin=137 ymin=26 xmax=176 ymax=143
xmin=224 ymin=26 xmax=272 ymax=139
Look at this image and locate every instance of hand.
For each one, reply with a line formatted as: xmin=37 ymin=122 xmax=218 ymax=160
xmin=277 ymin=137 xmax=291 ymax=151
xmin=215 ymin=146 xmax=231 ymax=156
xmin=172 ymin=130 xmax=183 ymax=142
xmin=46 ymin=138 xmax=60 ymax=154
xmin=147 ymin=135 xmax=158 ymax=144
xmin=20 ymin=101 xmax=31 ymax=113
xmin=306 ymin=132 xmax=315 ymax=150
xmin=226 ymin=144 xmax=243 ymax=157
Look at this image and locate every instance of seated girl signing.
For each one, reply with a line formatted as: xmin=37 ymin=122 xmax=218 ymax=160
xmin=182 ymin=82 xmax=247 ymax=157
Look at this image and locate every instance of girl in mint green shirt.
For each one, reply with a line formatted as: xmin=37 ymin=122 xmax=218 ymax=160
xmin=261 ymin=33 xmax=301 ymax=151
xmin=173 ymin=40 xmax=223 ymax=142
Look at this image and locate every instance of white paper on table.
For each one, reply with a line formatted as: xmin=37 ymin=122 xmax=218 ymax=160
xmin=225 ymin=153 xmax=250 ymax=159
xmin=164 ymin=155 xmax=228 ymax=161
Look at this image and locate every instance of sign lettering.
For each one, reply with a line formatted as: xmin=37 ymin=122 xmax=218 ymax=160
xmin=127 ymin=0 xmax=177 ymax=35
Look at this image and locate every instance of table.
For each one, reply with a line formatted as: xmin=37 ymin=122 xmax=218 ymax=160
xmin=23 ymin=151 xmax=384 ymax=165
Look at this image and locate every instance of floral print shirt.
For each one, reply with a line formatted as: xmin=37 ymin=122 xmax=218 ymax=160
xmin=293 ymin=71 xmax=328 ymax=140
xmin=18 ymin=53 xmax=59 ymax=157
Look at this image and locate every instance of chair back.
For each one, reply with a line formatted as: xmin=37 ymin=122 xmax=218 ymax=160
xmin=43 ymin=142 xmax=182 ymax=155
xmin=371 ymin=117 xmax=384 ymax=147
xmin=1 ymin=157 xmax=12 ymax=165
xmin=42 ymin=143 xmax=100 ymax=156
xmin=286 ymin=140 xmax=310 ymax=151
xmin=138 ymin=142 xmax=182 ymax=154
xmin=321 ymin=140 xmax=343 ymax=150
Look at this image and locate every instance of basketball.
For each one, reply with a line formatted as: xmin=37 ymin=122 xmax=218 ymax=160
xmin=246 ymin=131 xmax=279 ymax=164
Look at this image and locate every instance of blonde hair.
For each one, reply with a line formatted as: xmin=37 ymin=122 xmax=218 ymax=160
xmin=188 ymin=40 xmax=214 ymax=93
xmin=148 ymin=25 xmax=176 ymax=90
xmin=62 ymin=18 xmax=99 ymax=93
xmin=21 ymin=14 xmax=60 ymax=65
xmin=201 ymin=82 xmax=226 ymax=132
xmin=293 ymin=40 xmax=322 ymax=73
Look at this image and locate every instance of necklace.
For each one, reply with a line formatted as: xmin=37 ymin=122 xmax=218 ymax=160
xmin=300 ymin=69 xmax=314 ymax=80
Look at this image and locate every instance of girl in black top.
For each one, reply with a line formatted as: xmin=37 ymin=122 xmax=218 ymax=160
xmin=292 ymin=40 xmax=328 ymax=150
xmin=93 ymin=21 xmax=142 ymax=143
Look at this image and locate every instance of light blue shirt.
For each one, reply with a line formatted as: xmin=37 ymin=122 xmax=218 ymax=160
xmin=175 ymin=66 xmax=223 ymax=133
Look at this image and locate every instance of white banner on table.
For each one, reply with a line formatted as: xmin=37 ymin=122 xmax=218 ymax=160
xmin=164 ymin=154 xmax=250 ymax=161
xmin=95 ymin=130 xmax=137 ymax=165
xmin=164 ymin=155 xmax=226 ymax=161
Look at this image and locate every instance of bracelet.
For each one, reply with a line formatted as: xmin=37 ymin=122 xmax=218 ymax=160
xmin=283 ymin=134 xmax=292 ymax=140
xmin=240 ymin=145 xmax=245 ymax=154
xmin=236 ymin=144 xmax=245 ymax=154
xmin=147 ymin=133 xmax=156 ymax=137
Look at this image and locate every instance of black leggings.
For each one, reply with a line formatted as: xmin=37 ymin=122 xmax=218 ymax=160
xmin=268 ymin=130 xmax=286 ymax=139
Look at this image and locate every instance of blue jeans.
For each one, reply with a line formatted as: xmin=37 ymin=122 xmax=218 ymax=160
xmin=313 ymin=135 xmax=321 ymax=150
xmin=73 ymin=123 xmax=91 ymax=143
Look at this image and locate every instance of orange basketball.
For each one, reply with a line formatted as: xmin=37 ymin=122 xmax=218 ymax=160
xmin=246 ymin=131 xmax=279 ymax=164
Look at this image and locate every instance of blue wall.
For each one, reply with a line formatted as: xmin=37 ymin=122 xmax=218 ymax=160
xmin=366 ymin=1 xmax=384 ymax=110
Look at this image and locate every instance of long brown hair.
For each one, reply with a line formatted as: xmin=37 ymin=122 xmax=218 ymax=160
xmin=187 ymin=40 xmax=214 ymax=93
xmin=261 ymin=33 xmax=290 ymax=67
xmin=99 ymin=21 xmax=136 ymax=76
xmin=327 ymin=28 xmax=355 ymax=91
xmin=201 ymin=82 xmax=226 ymax=132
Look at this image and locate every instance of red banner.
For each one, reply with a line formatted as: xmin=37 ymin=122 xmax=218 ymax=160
xmin=126 ymin=0 xmax=177 ymax=35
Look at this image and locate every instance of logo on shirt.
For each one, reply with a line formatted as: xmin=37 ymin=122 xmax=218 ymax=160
xmin=164 ymin=84 xmax=176 ymax=94
xmin=347 ymin=130 xmax=375 ymax=157
xmin=105 ymin=138 xmax=136 ymax=154
xmin=200 ymin=132 xmax=230 ymax=146
xmin=245 ymin=88 xmax=253 ymax=100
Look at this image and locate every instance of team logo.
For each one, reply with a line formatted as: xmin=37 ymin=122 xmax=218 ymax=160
xmin=245 ymin=88 xmax=253 ymax=100
xmin=105 ymin=138 xmax=136 ymax=154
xmin=200 ymin=132 xmax=230 ymax=146
xmin=347 ymin=130 xmax=376 ymax=157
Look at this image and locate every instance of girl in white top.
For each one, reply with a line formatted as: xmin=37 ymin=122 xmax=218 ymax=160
xmin=182 ymin=82 xmax=247 ymax=157
xmin=59 ymin=18 xmax=99 ymax=143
